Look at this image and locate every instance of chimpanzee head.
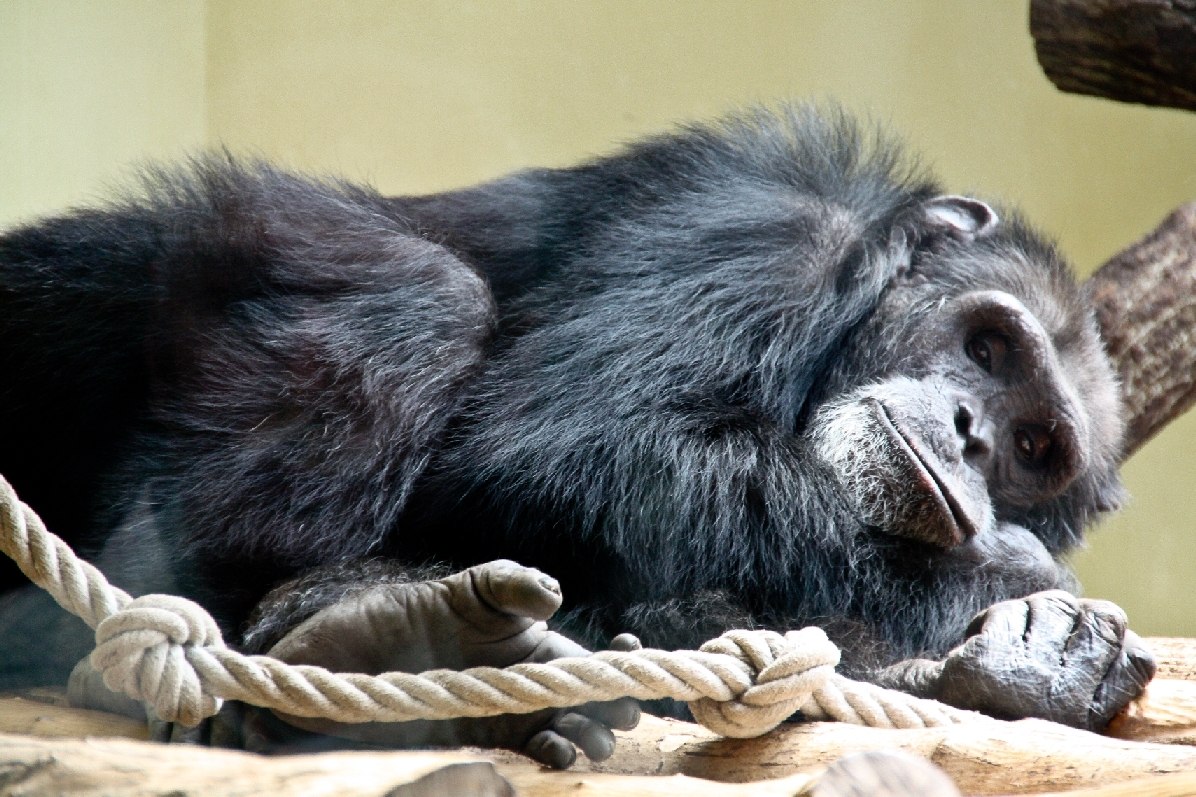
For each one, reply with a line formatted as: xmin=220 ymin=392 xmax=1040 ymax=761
xmin=810 ymin=195 xmax=1124 ymax=556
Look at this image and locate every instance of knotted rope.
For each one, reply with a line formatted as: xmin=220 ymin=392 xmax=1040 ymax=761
xmin=0 ymin=475 xmax=980 ymax=737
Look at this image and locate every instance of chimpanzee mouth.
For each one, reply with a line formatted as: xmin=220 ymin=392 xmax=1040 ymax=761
xmin=867 ymin=399 xmax=977 ymax=547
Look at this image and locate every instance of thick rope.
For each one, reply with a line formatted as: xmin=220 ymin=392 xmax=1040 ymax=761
xmin=0 ymin=475 xmax=981 ymax=737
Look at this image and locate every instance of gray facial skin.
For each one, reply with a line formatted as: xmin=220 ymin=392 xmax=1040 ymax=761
xmin=811 ymin=198 xmax=1151 ymax=727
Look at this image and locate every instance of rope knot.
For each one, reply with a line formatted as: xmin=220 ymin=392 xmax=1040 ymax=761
xmin=687 ymin=627 xmax=840 ymax=738
xmin=89 ymin=594 xmax=226 ymax=726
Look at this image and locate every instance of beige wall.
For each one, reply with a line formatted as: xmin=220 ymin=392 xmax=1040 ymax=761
xmin=4 ymin=1 xmax=1196 ymax=634
xmin=0 ymin=0 xmax=206 ymax=225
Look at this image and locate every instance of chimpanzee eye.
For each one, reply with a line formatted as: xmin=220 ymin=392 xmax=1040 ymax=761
xmin=966 ymin=332 xmax=1007 ymax=374
xmin=1014 ymin=425 xmax=1052 ymax=466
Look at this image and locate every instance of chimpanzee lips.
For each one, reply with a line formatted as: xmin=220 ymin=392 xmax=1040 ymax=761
xmin=868 ymin=400 xmax=981 ymax=548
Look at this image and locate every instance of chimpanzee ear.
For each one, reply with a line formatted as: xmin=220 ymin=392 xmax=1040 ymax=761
xmin=922 ymin=195 xmax=999 ymax=237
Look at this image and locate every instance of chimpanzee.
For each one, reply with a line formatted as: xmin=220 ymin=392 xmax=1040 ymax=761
xmin=0 ymin=104 xmax=1154 ymax=768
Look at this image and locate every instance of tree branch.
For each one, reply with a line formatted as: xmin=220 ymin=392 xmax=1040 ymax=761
xmin=1031 ymin=0 xmax=1196 ymax=112
xmin=1087 ymin=203 xmax=1196 ymax=457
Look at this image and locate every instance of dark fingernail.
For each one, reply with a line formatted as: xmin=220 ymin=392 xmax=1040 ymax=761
xmin=584 ymin=732 xmax=615 ymax=761
xmin=576 ymin=700 xmax=640 ymax=732
xmin=525 ymin=730 xmax=576 ymax=770
xmin=609 ymin=633 xmax=642 ymax=652
xmin=573 ymin=721 xmax=616 ymax=761
xmin=609 ymin=702 xmax=641 ymax=730
xmin=554 ymin=713 xmax=618 ymax=761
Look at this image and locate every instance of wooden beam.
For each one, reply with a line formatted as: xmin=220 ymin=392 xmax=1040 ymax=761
xmin=0 ymin=731 xmax=820 ymax=797
xmin=1031 ymin=0 xmax=1196 ymax=112
xmin=1087 ymin=204 xmax=1196 ymax=456
xmin=4 ymin=710 xmax=1196 ymax=797
xmin=1036 ymin=771 xmax=1196 ymax=797
xmin=6 ymin=695 xmax=1196 ymax=795
xmin=6 ymin=635 xmax=1196 ymax=795
xmin=573 ymin=712 xmax=1196 ymax=795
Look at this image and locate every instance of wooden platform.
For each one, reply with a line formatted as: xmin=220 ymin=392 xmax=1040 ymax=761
xmin=5 ymin=638 xmax=1196 ymax=796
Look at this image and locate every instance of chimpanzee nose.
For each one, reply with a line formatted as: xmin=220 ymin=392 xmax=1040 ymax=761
xmin=955 ymin=397 xmax=994 ymax=462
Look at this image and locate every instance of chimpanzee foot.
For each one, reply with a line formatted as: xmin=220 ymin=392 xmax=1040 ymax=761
xmin=263 ymin=559 xmax=640 ymax=767
xmin=932 ymin=590 xmax=1156 ymax=730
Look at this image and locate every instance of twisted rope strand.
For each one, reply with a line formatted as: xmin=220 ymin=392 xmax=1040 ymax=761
xmin=0 ymin=474 xmax=982 ymax=737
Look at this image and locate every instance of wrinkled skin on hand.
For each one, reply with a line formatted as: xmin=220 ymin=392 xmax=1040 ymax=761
xmin=263 ymin=559 xmax=640 ymax=769
xmin=933 ymin=590 xmax=1156 ymax=730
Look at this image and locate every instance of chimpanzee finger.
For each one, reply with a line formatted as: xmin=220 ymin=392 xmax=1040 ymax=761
xmin=1023 ymin=591 xmax=1081 ymax=659
xmin=1060 ymin=600 xmax=1126 ymax=676
xmin=523 ymin=728 xmax=578 ymax=769
xmin=609 ymin=633 xmax=643 ymax=651
xmin=445 ymin=559 xmax=564 ymax=624
xmin=575 ymin=698 xmax=642 ymax=731
xmin=552 ymin=712 xmax=618 ymax=761
xmin=1087 ymin=630 xmax=1157 ymax=731
xmin=1048 ymin=601 xmax=1126 ymax=718
xmin=967 ymin=597 xmax=1029 ymax=641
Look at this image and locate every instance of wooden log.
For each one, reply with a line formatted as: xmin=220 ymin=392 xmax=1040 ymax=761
xmin=1030 ymin=0 xmax=1196 ymax=113
xmin=1034 ymin=771 xmax=1196 ymax=797
xmin=811 ymin=751 xmax=960 ymax=797
xmin=0 ymin=695 xmax=146 ymax=741
xmin=6 ymin=712 xmax=1196 ymax=796
xmin=0 ymin=731 xmax=819 ymax=797
xmin=1144 ymin=637 xmax=1196 ymax=681
xmin=0 ymin=734 xmax=512 ymax=797
xmin=1108 ymin=679 xmax=1196 ymax=744
xmin=570 ymin=714 xmax=1196 ymax=796
xmin=1087 ymin=204 xmax=1196 ymax=456
xmin=6 ymin=635 xmax=1196 ymax=794
xmin=10 ymin=669 xmax=1196 ymax=794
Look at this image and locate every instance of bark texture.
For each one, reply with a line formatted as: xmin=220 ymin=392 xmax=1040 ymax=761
xmin=1088 ymin=203 xmax=1196 ymax=456
xmin=1031 ymin=0 xmax=1196 ymax=112
xmin=2 ymin=711 xmax=1196 ymax=797
xmin=1137 ymin=637 xmax=1196 ymax=680
xmin=0 ymin=732 xmax=822 ymax=797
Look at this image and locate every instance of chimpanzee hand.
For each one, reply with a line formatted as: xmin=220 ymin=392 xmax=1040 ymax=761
xmin=262 ymin=559 xmax=640 ymax=768
xmin=934 ymin=590 xmax=1156 ymax=730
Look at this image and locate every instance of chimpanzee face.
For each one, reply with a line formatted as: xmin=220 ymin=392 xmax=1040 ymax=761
xmin=809 ymin=197 xmax=1123 ymax=550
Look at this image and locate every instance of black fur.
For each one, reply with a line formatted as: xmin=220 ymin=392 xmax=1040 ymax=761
xmin=0 ymin=105 xmax=1121 ymax=686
